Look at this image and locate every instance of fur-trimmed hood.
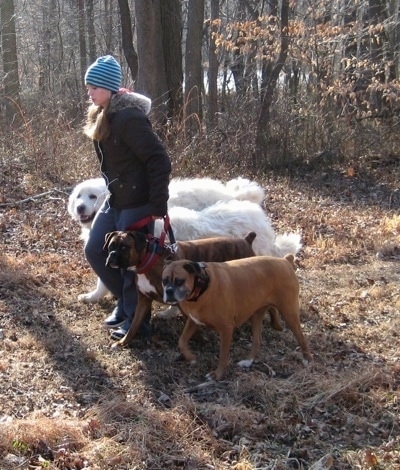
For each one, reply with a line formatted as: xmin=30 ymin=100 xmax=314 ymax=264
xmin=84 ymin=90 xmax=152 ymax=140
xmin=108 ymin=90 xmax=152 ymax=116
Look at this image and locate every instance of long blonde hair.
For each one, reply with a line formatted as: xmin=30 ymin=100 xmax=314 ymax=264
xmin=83 ymin=102 xmax=111 ymax=141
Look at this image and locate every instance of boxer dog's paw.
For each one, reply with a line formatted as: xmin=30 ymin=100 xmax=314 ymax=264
xmin=237 ymin=358 xmax=254 ymax=369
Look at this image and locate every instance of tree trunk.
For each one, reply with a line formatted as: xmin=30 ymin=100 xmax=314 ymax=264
xmin=0 ymin=0 xmax=20 ymax=99
xmin=78 ymin=0 xmax=87 ymax=88
xmin=254 ymin=0 xmax=289 ymax=164
xmin=160 ymin=0 xmax=183 ymax=121
xmin=118 ymin=0 xmax=138 ymax=83
xmin=230 ymin=1 xmax=247 ymax=99
xmin=104 ymin=0 xmax=112 ymax=53
xmin=87 ymin=0 xmax=96 ymax=62
xmin=1 ymin=0 xmax=21 ymax=119
xmin=184 ymin=0 xmax=205 ymax=136
xmin=207 ymin=0 xmax=219 ymax=131
xmin=389 ymin=0 xmax=400 ymax=78
xmin=134 ymin=0 xmax=169 ymax=126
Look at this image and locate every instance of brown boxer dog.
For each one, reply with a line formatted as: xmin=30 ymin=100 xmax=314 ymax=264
xmin=162 ymin=255 xmax=313 ymax=380
xmin=103 ymin=230 xmax=258 ymax=347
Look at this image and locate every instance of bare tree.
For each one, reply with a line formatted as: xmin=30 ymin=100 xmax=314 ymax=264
xmin=184 ymin=0 xmax=205 ymax=135
xmin=160 ymin=0 xmax=183 ymax=121
xmin=134 ymin=0 xmax=169 ymax=125
xmin=78 ymin=0 xmax=87 ymax=87
xmin=207 ymin=0 xmax=219 ymax=130
xmin=1 ymin=0 xmax=20 ymax=119
xmin=118 ymin=0 xmax=138 ymax=83
xmin=87 ymin=0 xmax=96 ymax=62
xmin=104 ymin=0 xmax=113 ymax=53
xmin=255 ymin=0 xmax=289 ymax=163
xmin=388 ymin=0 xmax=400 ymax=77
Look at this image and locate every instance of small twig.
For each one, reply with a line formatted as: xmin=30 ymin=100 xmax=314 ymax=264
xmin=183 ymin=379 xmax=226 ymax=393
xmin=0 ymin=188 xmax=67 ymax=208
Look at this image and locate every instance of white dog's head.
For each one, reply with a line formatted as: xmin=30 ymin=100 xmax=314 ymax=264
xmin=68 ymin=178 xmax=108 ymax=231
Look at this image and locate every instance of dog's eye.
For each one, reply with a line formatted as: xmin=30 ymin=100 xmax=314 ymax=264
xmin=89 ymin=194 xmax=97 ymax=200
xmin=162 ymin=278 xmax=170 ymax=286
xmin=175 ymin=279 xmax=185 ymax=287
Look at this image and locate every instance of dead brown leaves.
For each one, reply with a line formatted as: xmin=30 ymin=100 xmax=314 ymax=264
xmin=0 ymin=164 xmax=400 ymax=469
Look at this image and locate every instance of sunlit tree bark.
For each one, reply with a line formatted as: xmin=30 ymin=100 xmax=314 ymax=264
xmin=207 ymin=0 xmax=219 ymax=130
xmin=1 ymin=0 xmax=21 ymax=119
xmin=134 ymin=0 xmax=169 ymax=125
xmin=118 ymin=0 xmax=138 ymax=83
xmin=255 ymin=0 xmax=289 ymax=163
xmin=184 ymin=0 xmax=205 ymax=135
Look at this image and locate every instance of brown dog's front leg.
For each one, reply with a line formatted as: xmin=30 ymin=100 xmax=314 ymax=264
xmin=178 ymin=317 xmax=199 ymax=363
xmin=209 ymin=324 xmax=234 ymax=381
xmin=113 ymin=294 xmax=152 ymax=348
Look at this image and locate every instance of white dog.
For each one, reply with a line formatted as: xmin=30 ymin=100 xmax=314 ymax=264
xmin=67 ymin=178 xmax=109 ymax=240
xmin=68 ymin=177 xmax=301 ymax=303
xmin=68 ymin=177 xmax=264 ymax=232
xmin=167 ymin=176 xmax=264 ymax=210
xmin=155 ymin=200 xmax=301 ymax=257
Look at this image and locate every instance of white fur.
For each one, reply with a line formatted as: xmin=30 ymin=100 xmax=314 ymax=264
xmin=155 ymin=200 xmax=302 ymax=257
xmin=136 ymin=274 xmax=158 ymax=297
xmin=68 ymin=177 xmax=300 ymax=304
xmin=67 ymin=178 xmax=110 ymax=302
xmin=167 ymin=177 xmax=264 ymax=210
xmin=67 ymin=178 xmax=108 ymax=239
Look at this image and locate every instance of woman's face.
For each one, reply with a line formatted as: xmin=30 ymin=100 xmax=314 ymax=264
xmin=86 ymin=85 xmax=112 ymax=108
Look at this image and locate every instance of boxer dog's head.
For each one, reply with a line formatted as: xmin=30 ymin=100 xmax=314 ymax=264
xmin=162 ymin=260 xmax=209 ymax=304
xmin=104 ymin=231 xmax=148 ymax=270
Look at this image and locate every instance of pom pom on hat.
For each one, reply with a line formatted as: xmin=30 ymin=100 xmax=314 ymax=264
xmin=85 ymin=55 xmax=122 ymax=93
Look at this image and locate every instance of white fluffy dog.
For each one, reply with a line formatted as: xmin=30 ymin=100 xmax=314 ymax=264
xmin=168 ymin=176 xmax=264 ymax=210
xmin=68 ymin=176 xmax=301 ymax=303
xmin=67 ymin=178 xmax=109 ymax=240
xmin=156 ymin=200 xmax=301 ymax=257
xmin=68 ymin=177 xmax=264 ymax=232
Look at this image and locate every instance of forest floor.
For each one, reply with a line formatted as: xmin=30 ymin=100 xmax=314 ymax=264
xmin=0 ymin=157 xmax=399 ymax=469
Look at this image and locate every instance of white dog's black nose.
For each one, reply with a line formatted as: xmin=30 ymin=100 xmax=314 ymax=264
xmin=76 ymin=204 xmax=86 ymax=214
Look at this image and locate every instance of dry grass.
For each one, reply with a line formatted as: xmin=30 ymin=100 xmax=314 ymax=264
xmin=0 ymin=156 xmax=399 ymax=469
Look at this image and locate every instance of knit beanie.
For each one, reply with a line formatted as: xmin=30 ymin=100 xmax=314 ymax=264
xmin=84 ymin=55 xmax=122 ymax=93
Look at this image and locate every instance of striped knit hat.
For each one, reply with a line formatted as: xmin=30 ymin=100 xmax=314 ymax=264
xmin=84 ymin=55 xmax=122 ymax=93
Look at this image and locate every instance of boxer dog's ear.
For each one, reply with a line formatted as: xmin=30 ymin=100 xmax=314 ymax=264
xmin=104 ymin=231 xmax=117 ymax=250
xmin=164 ymin=256 xmax=174 ymax=266
xmin=183 ymin=261 xmax=202 ymax=275
xmin=131 ymin=231 xmax=147 ymax=252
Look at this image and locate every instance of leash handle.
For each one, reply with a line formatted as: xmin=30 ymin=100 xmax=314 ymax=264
xmin=125 ymin=214 xmax=176 ymax=245
xmin=163 ymin=214 xmax=176 ymax=245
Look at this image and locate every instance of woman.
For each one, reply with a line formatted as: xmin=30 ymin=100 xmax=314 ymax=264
xmin=83 ymin=55 xmax=171 ymax=341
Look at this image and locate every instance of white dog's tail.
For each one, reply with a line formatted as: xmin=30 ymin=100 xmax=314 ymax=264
xmin=225 ymin=177 xmax=265 ymax=205
xmin=272 ymin=232 xmax=302 ymax=257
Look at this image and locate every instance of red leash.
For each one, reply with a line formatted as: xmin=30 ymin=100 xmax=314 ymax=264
xmin=125 ymin=215 xmax=154 ymax=232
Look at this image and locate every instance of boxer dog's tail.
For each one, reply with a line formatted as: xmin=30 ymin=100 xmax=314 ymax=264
xmin=284 ymin=253 xmax=295 ymax=268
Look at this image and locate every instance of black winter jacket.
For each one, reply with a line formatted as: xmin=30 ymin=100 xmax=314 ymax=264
xmin=94 ymin=92 xmax=171 ymax=215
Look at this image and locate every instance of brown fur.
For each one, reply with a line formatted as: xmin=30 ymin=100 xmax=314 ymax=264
xmin=162 ymin=255 xmax=313 ymax=380
xmin=103 ymin=230 xmax=259 ymax=347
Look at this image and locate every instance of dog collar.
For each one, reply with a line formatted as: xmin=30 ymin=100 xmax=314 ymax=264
xmin=186 ymin=262 xmax=209 ymax=302
xmin=136 ymin=237 xmax=176 ymax=274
